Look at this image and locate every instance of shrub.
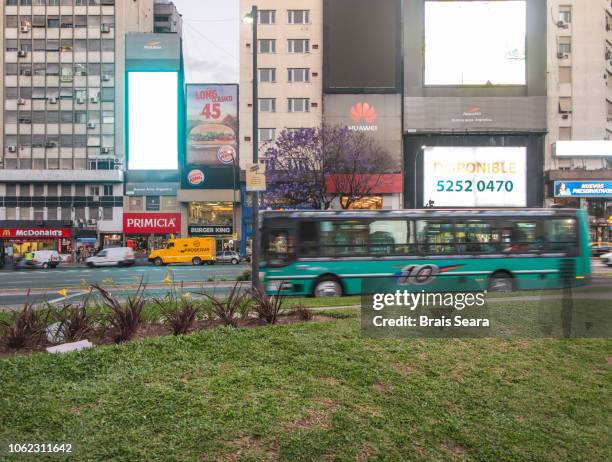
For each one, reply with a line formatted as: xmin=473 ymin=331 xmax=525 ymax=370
xmin=237 ymin=270 xmax=252 ymax=282
xmin=0 ymin=298 xmax=50 ymax=349
xmin=52 ymin=291 xmax=96 ymax=343
xmin=250 ymin=286 xmax=285 ymax=325
xmin=92 ymin=283 xmax=145 ymax=343
xmin=154 ymin=287 xmax=200 ymax=336
xmin=199 ymin=282 xmax=251 ymax=327
xmin=293 ymin=305 xmax=314 ymax=321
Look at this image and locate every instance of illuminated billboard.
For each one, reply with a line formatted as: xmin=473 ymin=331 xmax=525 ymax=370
xmin=182 ymin=84 xmax=239 ymax=189
xmin=424 ymin=1 xmax=526 ymax=86
xmin=127 ymin=71 xmax=179 ymax=170
xmin=423 ymin=146 xmax=527 ymax=207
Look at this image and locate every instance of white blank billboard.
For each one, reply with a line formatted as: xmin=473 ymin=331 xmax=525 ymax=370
xmin=128 ymin=72 xmax=178 ymax=170
xmin=423 ymin=146 xmax=527 ymax=207
xmin=424 ymin=1 xmax=526 ymax=86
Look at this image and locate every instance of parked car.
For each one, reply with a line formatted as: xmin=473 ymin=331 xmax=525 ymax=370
xmin=86 ymin=247 xmax=135 ymax=268
xmin=590 ymin=242 xmax=612 ymax=257
xmin=600 ymin=252 xmax=612 ymax=266
xmin=13 ymin=250 xmax=61 ymax=269
xmin=215 ymin=251 xmax=241 ymax=265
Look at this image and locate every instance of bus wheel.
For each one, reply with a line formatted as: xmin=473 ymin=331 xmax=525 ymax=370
xmin=154 ymin=257 xmax=164 ymax=266
xmin=313 ymin=276 xmax=343 ymax=297
xmin=192 ymin=257 xmax=202 ymax=266
xmin=488 ymin=271 xmax=514 ymax=292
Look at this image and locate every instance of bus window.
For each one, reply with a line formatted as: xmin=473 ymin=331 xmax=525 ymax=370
xmin=368 ymin=220 xmax=414 ymax=255
xmin=298 ymin=221 xmax=318 ymax=256
xmin=547 ymin=219 xmax=578 ymax=254
xmin=455 ymin=221 xmax=499 ymax=254
xmin=416 ymin=220 xmax=454 ymax=254
xmin=320 ymin=221 xmax=368 ymax=256
xmin=502 ymin=221 xmax=546 ymax=253
xmin=266 ymin=229 xmax=294 ymax=266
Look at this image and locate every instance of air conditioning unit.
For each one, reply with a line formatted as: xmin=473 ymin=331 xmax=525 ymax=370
xmin=561 ymin=114 xmax=569 ymax=119
xmin=101 ymin=24 xmax=110 ymax=33
xmin=46 ymin=141 xmax=57 ymax=148
xmin=90 ymin=97 xmax=98 ymax=103
xmin=100 ymin=147 xmax=110 ymax=154
xmin=557 ymin=52 xmax=568 ymax=59
xmin=48 ymin=97 xmax=58 ymax=104
xmin=17 ymin=98 xmax=26 ymax=105
xmin=88 ymin=219 xmax=97 ymax=225
xmin=101 ymin=74 xmax=111 ymax=82
xmin=17 ymin=50 xmax=27 ymax=58
xmin=87 ymin=122 xmax=96 ymax=129
xmin=8 ymin=145 xmax=17 ymax=153
xmin=556 ymin=20 xmax=568 ymax=28
xmin=77 ymin=97 xmax=85 ymax=104
xmin=20 ymin=26 xmax=30 ymax=33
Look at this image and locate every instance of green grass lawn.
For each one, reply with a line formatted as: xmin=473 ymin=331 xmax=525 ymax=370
xmin=1 ymin=316 xmax=610 ymax=461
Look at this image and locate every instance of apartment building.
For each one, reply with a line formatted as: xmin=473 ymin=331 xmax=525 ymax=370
xmin=0 ymin=0 xmax=153 ymax=263
xmin=239 ymin=0 xmax=323 ymax=169
xmin=546 ymin=0 xmax=612 ymax=241
xmin=154 ymin=0 xmax=182 ymax=35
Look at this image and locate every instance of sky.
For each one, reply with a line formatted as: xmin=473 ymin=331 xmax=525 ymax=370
xmin=172 ymin=0 xmax=239 ymax=84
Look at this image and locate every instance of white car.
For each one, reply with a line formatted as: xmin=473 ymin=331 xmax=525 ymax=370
xmin=600 ymin=252 xmax=612 ymax=266
xmin=32 ymin=250 xmax=61 ymax=269
xmin=86 ymin=247 xmax=135 ymax=268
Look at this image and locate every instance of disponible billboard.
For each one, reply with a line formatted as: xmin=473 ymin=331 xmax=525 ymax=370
xmin=183 ymin=84 xmax=239 ymax=189
xmin=127 ymin=71 xmax=179 ymax=170
xmin=424 ymin=1 xmax=526 ymax=86
xmin=423 ymin=147 xmax=527 ymax=207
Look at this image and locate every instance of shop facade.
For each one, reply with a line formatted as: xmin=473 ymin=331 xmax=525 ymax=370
xmin=0 ymin=223 xmax=72 ymax=267
xmin=122 ymin=212 xmax=181 ymax=257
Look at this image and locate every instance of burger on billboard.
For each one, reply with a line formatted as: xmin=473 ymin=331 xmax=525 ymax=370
xmin=183 ymin=84 xmax=239 ymax=189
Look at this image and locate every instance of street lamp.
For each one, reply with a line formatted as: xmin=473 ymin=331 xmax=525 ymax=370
xmin=244 ymin=5 xmax=262 ymax=291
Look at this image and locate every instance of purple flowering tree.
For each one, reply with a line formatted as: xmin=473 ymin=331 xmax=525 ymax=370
xmin=263 ymin=125 xmax=397 ymax=210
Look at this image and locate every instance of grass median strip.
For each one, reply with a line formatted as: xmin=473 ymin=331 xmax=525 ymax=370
xmin=1 ymin=317 xmax=610 ymax=461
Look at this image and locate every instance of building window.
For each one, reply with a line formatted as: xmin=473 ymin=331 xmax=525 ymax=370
xmin=161 ymin=196 xmax=178 ymax=211
xmin=19 ymin=184 xmax=31 ymax=197
xmin=558 ymin=36 xmax=571 ymax=55
xmin=258 ymin=39 xmax=276 ymax=53
xmin=559 ymin=127 xmax=572 ymax=140
xmin=288 ymin=39 xmax=310 ymax=53
xmin=128 ymin=197 xmax=143 ymax=212
xmin=61 ymin=207 xmax=71 ymax=221
xmin=47 ymin=16 xmax=59 ymax=28
xmin=288 ymin=10 xmax=309 ymax=25
xmin=34 ymin=207 xmax=44 ymax=221
xmin=75 ymin=207 xmax=86 ymax=221
xmin=258 ymin=128 xmax=276 ymax=142
xmin=6 ymin=207 xmax=17 ymax=220
xmin=258 ymin=68 xmax=276 ymax=83
xmin=258 ymin=10 xmax=276 ymax=25
xmin=559 ymin=67 xmax=571 ymax=84
xmin=61 ymin=184 xmax=72 ymax=196
xmin=258 ymin=98 xmax=276 ymax=113
xmin=288 ymin=98 xmax=310 ymax=113
xmin=559 ymin=97 xmax=572 ymax=113
xmin=103 ymin=185 xmax=113 ymax=196
xmin=288 ymin=68 xmax=310 ymax=83
xmin=188 ymin=202 xmax=233 ymax=226
xmin=146 ymin=196 xmax=160 ymax=211
xmin=6 ymin=16 xmax=18 ymax=28
xmin=102 ymin=207 xmax=113 ymax=220
xmin=6 ymin=184 xmax=17 ymax=196
xmin=47 ymin=207 xmax=58 ymax=221
xmin=559 ymin=6 xmax=571 ymax=24
xmin=33 ymin=184 xmax=44 ymax=196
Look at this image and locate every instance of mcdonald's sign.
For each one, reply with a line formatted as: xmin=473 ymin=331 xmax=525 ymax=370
xmin=0 ymin=228 xmax=72 ymax=239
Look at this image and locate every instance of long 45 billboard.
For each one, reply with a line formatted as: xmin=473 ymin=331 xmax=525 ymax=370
xmin=183 ymin=84 xmax=239 ymax=189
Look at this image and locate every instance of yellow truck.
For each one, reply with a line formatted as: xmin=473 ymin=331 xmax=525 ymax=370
xmin=148 ymin=237 xmax=216 ymax=266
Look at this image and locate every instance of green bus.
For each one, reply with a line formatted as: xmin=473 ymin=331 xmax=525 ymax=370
xmin=260 ymin=209 xmax=591 ymax=297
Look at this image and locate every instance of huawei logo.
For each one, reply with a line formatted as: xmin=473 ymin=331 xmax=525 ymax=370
xmin=350 ymin=102 xmax=377 ymax=124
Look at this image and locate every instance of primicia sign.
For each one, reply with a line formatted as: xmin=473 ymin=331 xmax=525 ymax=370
xmin=123 ymin=213 xmax=181 ymax=234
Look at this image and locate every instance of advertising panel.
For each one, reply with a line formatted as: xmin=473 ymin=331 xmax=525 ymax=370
xmin=245 ymin=163 xmax=267 ymax=192
xmin=189 ymin=225 xmax=233 ymax=236
xmin=423 ymin=147 xmax=527 ymax=207
xmin=554 ymin=141 xmax=612 ymax=158
xmin=324 ymin=0 xmax=401 ymax=92
xmin=323 ymin=94 xmax=403 ymax=172
xmin=424 ymin=1 xmax=526 ymax=86
xmin=554 ymin=181 xmax=612 ymax=198
xmin=123 ymin=213 xmax=181 ymax=235
xmin=183 ymin=84 xmax=239 ymax=190
xmin=127 ymin=71 xmax=179 ymax=170
xmin=0 ymin=228 xmax=72 ymax=239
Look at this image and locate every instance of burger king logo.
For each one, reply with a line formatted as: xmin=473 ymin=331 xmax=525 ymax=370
xmin=217 ymin=145 xmax=236 ymax=165
xmin=188 ymin=169 xmax=205 ymax=186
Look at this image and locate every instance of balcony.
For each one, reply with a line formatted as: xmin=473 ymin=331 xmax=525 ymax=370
xmin=0 ymin=169 xmax=124 ymax=183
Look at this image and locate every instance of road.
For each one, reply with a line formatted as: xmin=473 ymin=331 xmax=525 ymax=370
xmin=0 ymin=263 xmax=249 ymax=307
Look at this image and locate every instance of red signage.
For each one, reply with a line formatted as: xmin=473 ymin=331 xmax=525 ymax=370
xmin=123 ymin=213 xmax=181 ymax=234
xmin=0 ymin=228 xmax=72 ymax=239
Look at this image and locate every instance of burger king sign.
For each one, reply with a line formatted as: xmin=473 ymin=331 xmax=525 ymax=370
xmin=188 ymin=169 xmax=205 ymax=186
